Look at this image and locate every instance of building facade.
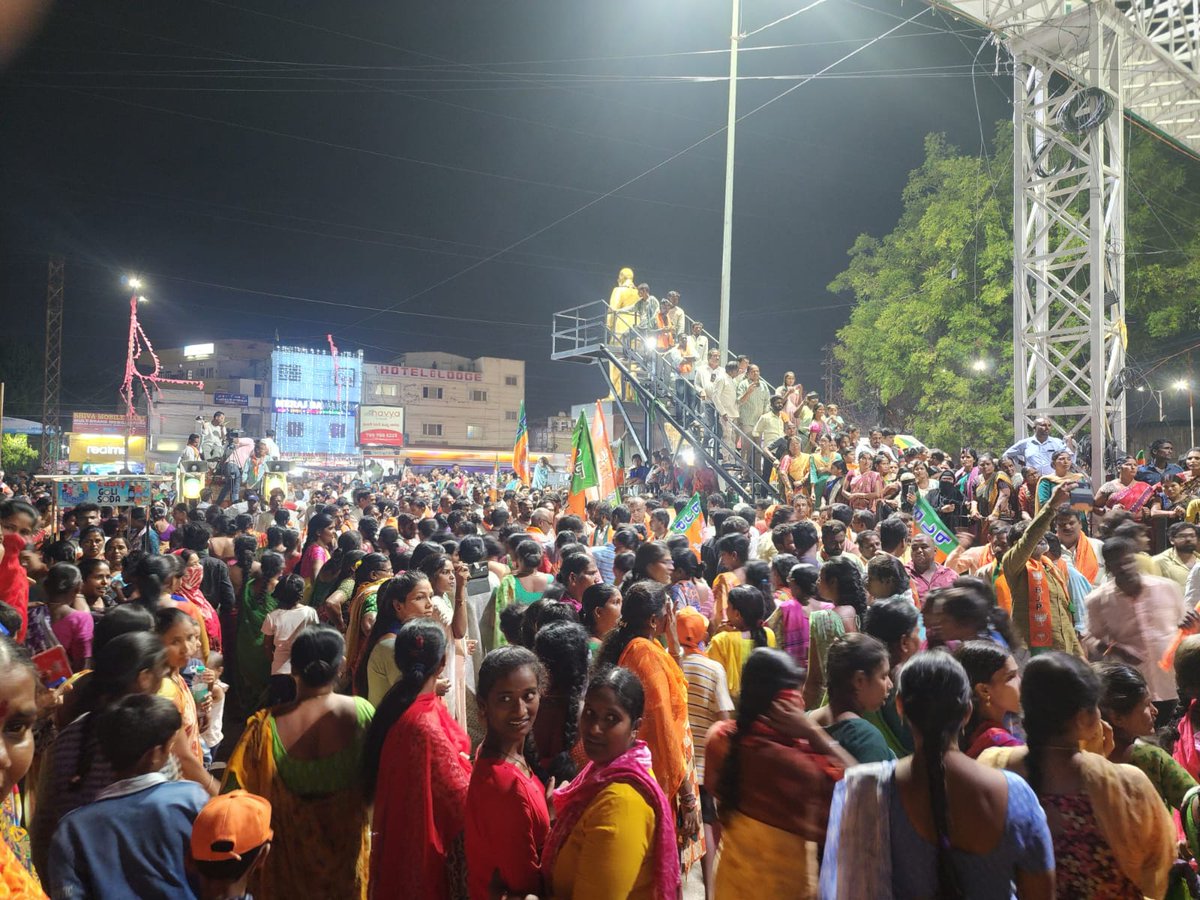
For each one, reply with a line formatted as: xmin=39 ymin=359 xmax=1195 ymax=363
xmin=361 ymin=353 xmax=525 ymax=452
xmin=270 ymin=346 xmax=362 ymax=457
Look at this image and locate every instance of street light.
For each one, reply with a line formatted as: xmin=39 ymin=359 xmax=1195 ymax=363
xmin=126 ymin=275 xmax=142 ymax=290
xmin=971 ymin=359 xmax=989 ymax=372
xmin=1176 ymin=379 xmax=1195 ymax=448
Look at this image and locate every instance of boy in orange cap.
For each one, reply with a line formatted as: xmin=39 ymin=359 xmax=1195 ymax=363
xmin=190 ymin=790 xmax=274 ymax=900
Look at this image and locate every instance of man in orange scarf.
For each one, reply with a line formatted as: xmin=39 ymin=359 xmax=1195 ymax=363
xmin=1054 ymin=505 xmax=1103 ymax=586
xmin=1000 ymin=480 xmax=1085 ymax=657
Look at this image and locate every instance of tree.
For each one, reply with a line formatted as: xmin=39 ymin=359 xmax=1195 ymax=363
xmin=1 ymin=434 xmax=38 ymax=473
xmin=830 ymin=124 xmax=1200 ymax=450
xmin=830 ymin=132 xmax=1013 ymax=450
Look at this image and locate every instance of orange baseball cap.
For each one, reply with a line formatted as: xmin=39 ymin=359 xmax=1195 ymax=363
xmin=191 ymin=790 xmax=273 ymax=862
xmin=675 ymin=607 xmax=709 ymax=652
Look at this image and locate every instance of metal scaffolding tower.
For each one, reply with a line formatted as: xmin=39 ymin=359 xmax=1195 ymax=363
xmin=930 ymin=0 xmax=1200 ymax=478
xmin=40 ymin=255 xmax=64 ymax=470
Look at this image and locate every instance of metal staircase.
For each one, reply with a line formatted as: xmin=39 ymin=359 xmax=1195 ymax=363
xmin=551 ymin=300 xmax=783 ymax=504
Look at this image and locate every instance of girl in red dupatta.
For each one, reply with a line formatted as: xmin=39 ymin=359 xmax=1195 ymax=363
xmin=543 ymin=667 xmax=680 ymax=900
xmin=177 ymin=550 xmax=221 ymax=652
xmin=363 ymin=619 xmax=471 ymax=900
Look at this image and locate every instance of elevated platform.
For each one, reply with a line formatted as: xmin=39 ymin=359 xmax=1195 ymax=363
xmin=551 ymin=300 xmax=783 ymax=504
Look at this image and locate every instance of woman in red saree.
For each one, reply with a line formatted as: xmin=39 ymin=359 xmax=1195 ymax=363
xmin=363 ymin=619 xmax=471 ymax=900
xmin=1096 ymin=455 xmax=1156 ymax=519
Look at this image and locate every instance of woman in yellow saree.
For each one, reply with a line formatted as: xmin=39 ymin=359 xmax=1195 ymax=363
xmin=223 ymin=626 xmax=373 ymax=899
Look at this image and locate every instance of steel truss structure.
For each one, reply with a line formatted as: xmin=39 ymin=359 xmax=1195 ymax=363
xmin=40 ymin=255 xmax=64 ymax=470
xmin=932 ymin=0 xmax=1200 ymax=477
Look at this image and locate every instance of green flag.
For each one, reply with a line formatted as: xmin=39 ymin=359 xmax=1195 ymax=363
xmin=569 ymin=411 xmax=598 ymax=497
xmin=912 ymin=492 xmax=960 ymax=560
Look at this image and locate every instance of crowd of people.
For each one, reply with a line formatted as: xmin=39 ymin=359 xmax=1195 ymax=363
xmin=2 ymin=392 xmax=1200 ymax=899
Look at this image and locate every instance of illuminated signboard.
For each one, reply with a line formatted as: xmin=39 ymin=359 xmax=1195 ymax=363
xmin=359 ymin=406 xmax=405 ymax=446
xmin=71 ymin=412 xmax=147 ymax=436
xmin=270 ymin=348 xmax=362 ymax=455
xmin=183 ymin=343 xmax=215 ymax=358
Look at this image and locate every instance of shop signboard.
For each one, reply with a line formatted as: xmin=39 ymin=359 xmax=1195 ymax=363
xmin=71 ymin=412 xmax=146 ymax=436
xmin=213 ymin=391 xmax=249 ymax=407
xmin=55 ymin=478 xmax=155 ymax=507
xmin=359 ymin=406 xmax=405 ymax=447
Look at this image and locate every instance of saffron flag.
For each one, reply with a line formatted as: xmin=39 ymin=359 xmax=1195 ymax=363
xmin=912 ymin=493 xmax=960 ymax=562
xmin=513 ymin=400 xmax=529 ymax=485
xmin=590 ymin=401 xmax=618 ymax=502
xmin=567 ymin=411 xmax=598 ymax=518
xmin=613 ymin=438 xmax=626 ymax=487
xmin=670 ymin=492 xmax=706 ymax=559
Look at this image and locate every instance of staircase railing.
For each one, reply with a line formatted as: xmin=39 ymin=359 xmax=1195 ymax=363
xmin=552 ymin=299 xmax=783 ymax=503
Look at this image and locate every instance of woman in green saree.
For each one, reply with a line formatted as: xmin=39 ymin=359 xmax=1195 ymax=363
xmin=236 ymin=550 xmax=284 ymax=714
xmin=483 ymin=539 xmax=549 ymax=652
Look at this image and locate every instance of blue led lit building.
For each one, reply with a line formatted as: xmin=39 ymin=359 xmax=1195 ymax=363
xmin=271 ymin=346 xmax=362 ymax=456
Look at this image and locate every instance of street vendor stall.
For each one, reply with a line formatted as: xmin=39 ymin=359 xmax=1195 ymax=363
xmin=34 ymin=474 xmax=174 ymax=552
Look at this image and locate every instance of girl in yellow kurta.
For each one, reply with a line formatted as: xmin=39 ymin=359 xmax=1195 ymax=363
xmin=543 ymin=667 xmax=680 ymax=900
xmin=708 ymin=584 xmax=777 ymax=700
xmin=596 ymin=580 xmax=704 ymax=871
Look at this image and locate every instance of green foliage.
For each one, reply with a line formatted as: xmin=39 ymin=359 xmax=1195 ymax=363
xmin=830 ymin=125 xmax=1200 ymax=449
xmin=830 ymin=132 xmax=1013 ymax=450
xmin=1 ymin=434 xmax=38 ymax=473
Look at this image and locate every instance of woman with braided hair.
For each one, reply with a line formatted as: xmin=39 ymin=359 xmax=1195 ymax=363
xmin=978 ymin=651 xmax=1173 ymax=899
xmin=223 ymin=625 xmax=373 ymax=898
xmin=822 ymin=651 xmax=1055 ymax=899
xmin=708 ymin=584 xmax=776 ymax=701
xmin=364 ymin=619 xmax=471 ymax=900
xmin=532 ymin=620 xmax=589 ymax=784
xmin=705 ymin=648 xmax=853 ymax=898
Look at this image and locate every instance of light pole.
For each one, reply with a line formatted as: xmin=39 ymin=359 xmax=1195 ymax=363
xmin=1176 ymin=379 xmax=1195 ymax=448
xmin=717 ymin=0 xmax=739 ymax=364
xmin=123 ymin=276 xmax=146 ymax=474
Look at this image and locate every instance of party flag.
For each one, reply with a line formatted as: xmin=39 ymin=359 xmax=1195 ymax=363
xmin=567 ymin=411 xmax=598 ymax=517
xmin=512 ymin=400 xmax=529 ymax=485
xmin=671 ymin=492 xmax=706 ymax=559
xmin=590 ymin=401 xmax=618 ymax=502
xmin=912 ymin=492 xmax=960 ymax=562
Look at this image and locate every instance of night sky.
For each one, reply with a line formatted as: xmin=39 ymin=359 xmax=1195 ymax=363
xmin=0 ymin=0 xmax=1009 ymax=423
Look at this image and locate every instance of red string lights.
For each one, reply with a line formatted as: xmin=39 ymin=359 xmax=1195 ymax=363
xmin=120 ymin=291 xmax=204 ymax=425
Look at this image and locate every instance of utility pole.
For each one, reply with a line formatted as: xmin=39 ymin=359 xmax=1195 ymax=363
xmin=40 ymin=255 xmax=64 ymax=471
xmin=717 ymin=0 xmax=739 ymax=363
xmin=821 ymin=343 xmax=836 ymax=405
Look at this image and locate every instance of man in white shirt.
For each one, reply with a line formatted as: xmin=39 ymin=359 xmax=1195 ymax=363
xmin=695 ymin=350 xmax=726 ymax=440
xmin=179 ymin=433 xmax=201 ymax=465
xmin=199 ymin=412 xmax=227 ymax=461
xmin=261 ymin=429 xmax=281 ymax=458
xmin=635 ymin=283 xmax=659 ymax=334
xmin=856 ymin=427 xmax=896 ymax=463
xmin=710 ymin=362 xmax=740 ymax=458
xmin=663 ymin=291 xmax=685 ymax=336
xmin=689 ymin=321 xmax=709 ymax=361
